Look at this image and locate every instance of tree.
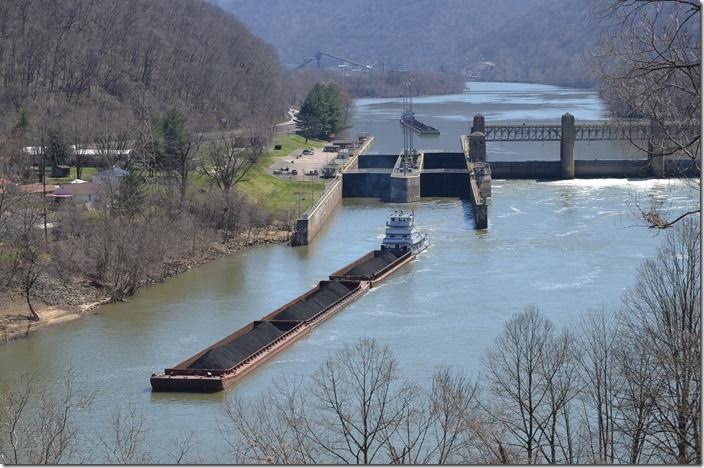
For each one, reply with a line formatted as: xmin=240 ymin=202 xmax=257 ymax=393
xmin=200 ymin=134 xmax=263 ymax=194
xmin=111 ymin=171 xmax=145 ymax=218
xmin=484 ymin=306 xmax=579 ymax=464
xmin=595 ymin=0 xmax=701 ymax=228
xmin=8 ymin=200 xmax=48 ymax=322
xmin=296 ymin=82 xmax=348 ymax=140
xmin=45 ymin=128 xmax=72 ymax=171
xmin=0 ymin=369 xmax=94 ymax=464
xmin=619 ymin=219 xmax=700 ymax=463
xmin=158 ymin=110 xmax=199 ymax=202
xmin=222 ymin=339 xmax=476 ymax=464
xmin=576 ymin=308 xmax=622 ymax=463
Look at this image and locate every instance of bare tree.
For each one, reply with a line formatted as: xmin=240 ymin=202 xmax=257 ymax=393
xmin=0 ymin=369 xmax=94 ymax=464
xmin=577 ymin=307 xmax=622 ymax=463
xmin=222 ymin=339 xmax=435 ymax=464
xmin=98 ymin=405 xmax=153 ymax=464
xmin=424 ymin=368 xmax=479 ymax=464
xmin=594 ymin=0 xmax=701 ymax=228
xmin=613 ymin=326 xmax=658 ymax=463
xmin=305 ymin=338 xmax=415 ymax=464
xmin=6 ymin=199 xmax=49 ymax=322
xmin=221 ymin=379 xmax=320 ymax=464
xmin=484 ymin=306 xmax=581 ymax=464
xmin=619 ymin=219 xmax=701 ymax=463
xmin=199 ymin=134 xmax=263 ymax=194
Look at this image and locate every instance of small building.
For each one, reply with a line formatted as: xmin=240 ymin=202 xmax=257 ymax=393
xmin=92 ymin=166 xmax=129 ymax=186
xmin=48 ymin=182 xmax=101 ymax=204
xmin=51 ymin=165 xmax=71 ymax=178
xmin=332 ymin=140 xmax=355 ymax=149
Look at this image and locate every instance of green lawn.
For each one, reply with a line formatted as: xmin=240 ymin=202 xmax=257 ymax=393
xmin=45 ymin=166 xmax=98 ymax=185
xmin=193 ymin=134 xmax=328 ymax=216
xmin=238 ymin=134 xmax=327 ymax=215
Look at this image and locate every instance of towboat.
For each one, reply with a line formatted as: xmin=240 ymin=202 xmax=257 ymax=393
xmin=381 ymin=210 xmax=429 ymax=255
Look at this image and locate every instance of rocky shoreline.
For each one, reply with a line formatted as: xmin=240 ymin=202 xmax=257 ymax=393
xmin=0 ymin=228 xmax=290 ymax=343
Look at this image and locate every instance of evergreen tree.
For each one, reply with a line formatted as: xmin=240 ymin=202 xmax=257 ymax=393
xmin=45 ymin=128 xmax=72 ymax=168
xmin=296 ymin=83 xmax=346 ymax=139
xmin=112 ymin=170 xmax=144 ymax=218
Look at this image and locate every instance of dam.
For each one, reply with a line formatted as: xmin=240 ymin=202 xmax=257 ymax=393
xmin=292 ymin=111 xmax=699 ymax=242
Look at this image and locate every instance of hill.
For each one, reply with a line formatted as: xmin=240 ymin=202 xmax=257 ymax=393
xmin=216 ymin=0 xmax=601 ymax=88
xmin=0 ymin=0 xmax=288 ymax=137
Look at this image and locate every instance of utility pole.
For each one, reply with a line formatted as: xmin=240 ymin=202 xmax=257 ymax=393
xmin=295 ymin=190 xmax=304 ymax=218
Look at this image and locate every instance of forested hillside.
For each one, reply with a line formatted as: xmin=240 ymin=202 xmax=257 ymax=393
xmin=216 ymin=0 xmax=601 ymax=88
xmin=0 ymin=0 xmax=287 ymax=137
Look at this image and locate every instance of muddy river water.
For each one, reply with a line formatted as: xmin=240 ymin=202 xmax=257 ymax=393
xmin=0 ymin=82 xmax=697 ymax=462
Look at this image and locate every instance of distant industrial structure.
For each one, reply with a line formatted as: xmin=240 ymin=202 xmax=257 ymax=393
xmin=295 ymin=50 xmax=373 ymax=72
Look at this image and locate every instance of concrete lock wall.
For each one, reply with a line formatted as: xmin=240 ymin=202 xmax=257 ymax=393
xmin=420 ymin=171 xmax=472 ymax=197
xmin=291 ymin=178 xmax=342 ymax=246
xmin=342 ymin=171 xmax=391 ymax=198
xmin=358 ymin=154 xmax=399 ymax=169
xmin=422 ymin=152 xmax=467 ymax=169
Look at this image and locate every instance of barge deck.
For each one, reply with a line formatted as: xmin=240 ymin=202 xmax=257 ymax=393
xmin=151 ymin=249 xmax=421 ymax=392
xmin=400 ymin=117 xmax=440 ymax=135
xmin=151 ymin=280 xmax=367 ymax=392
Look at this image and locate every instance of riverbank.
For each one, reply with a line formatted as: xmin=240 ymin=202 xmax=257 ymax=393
xmin=0 ymin=227 xmax=289 ymax=343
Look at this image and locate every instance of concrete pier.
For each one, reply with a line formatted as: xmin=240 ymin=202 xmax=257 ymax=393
xmin=471 ymin=113 xmax=485 ymax=134
xmin=388 ymin=173 xmax=421 ymax=203
xmin=469 ymin=131 xmax=487 ymax=162
xmin=388 ymin=151 xmax=423 ymax=203
xmin=560 ymin=112 xmax=575 ymax=179
xmin=467 ymin=161 xmax=489 ymax=229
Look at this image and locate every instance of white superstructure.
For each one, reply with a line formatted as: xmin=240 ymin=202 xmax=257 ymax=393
xmin=381 ymin=210 xmax=429 ymax=254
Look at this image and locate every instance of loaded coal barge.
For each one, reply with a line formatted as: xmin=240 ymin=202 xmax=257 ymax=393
xmin=400 ymin=111 xmax=440 ymax=135
xmin=150 ymin=211 xmax=428 ymax=393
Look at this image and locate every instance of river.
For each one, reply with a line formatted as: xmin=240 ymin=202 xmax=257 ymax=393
xmin=0 ymin=82 xmax=696 ymax=462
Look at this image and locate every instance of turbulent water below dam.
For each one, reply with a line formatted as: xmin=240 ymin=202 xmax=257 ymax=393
xmin=0 ymin=82 xmax=697 ymax=462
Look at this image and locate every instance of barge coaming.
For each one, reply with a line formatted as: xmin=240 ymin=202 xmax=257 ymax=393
xmin=151 ymin=213 xmax=428 ymax=393
xmin=151 ymin=280 xmax=368 ymax=392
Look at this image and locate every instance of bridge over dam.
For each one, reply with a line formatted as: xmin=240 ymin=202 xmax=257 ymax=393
xmin=292 ymin=113 xmax=699 ymax=244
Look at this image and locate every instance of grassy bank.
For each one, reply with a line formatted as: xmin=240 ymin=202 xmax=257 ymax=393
xmin=238 ymin=134 xmax=327 ymax=215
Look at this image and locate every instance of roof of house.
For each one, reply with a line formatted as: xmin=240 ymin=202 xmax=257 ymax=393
xmin=20 ymin=183 xmax=60 ymax=194
xmin=0 ymin=178 xmax=15 ymax=185
xmin=95 ymin=166 xmax=129 ymax=178
xmin=49 ymin=182 xmax=101 ymax=197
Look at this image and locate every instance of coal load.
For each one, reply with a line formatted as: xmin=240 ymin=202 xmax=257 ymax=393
xmin=272 ymin=281 xmax=354 ymax=322
xmin=345 ymin=250 xmax=398 ymax=278
xmin=188 ymin=322 xmax=292 ymax=370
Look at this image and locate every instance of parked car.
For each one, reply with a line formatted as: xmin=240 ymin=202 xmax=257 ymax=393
xmin=302 ymin=149 xmax=314 ymax=155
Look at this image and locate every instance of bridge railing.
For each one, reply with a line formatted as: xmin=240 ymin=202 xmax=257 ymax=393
xmin=484 ymin=119 xmax=698 ymax=142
